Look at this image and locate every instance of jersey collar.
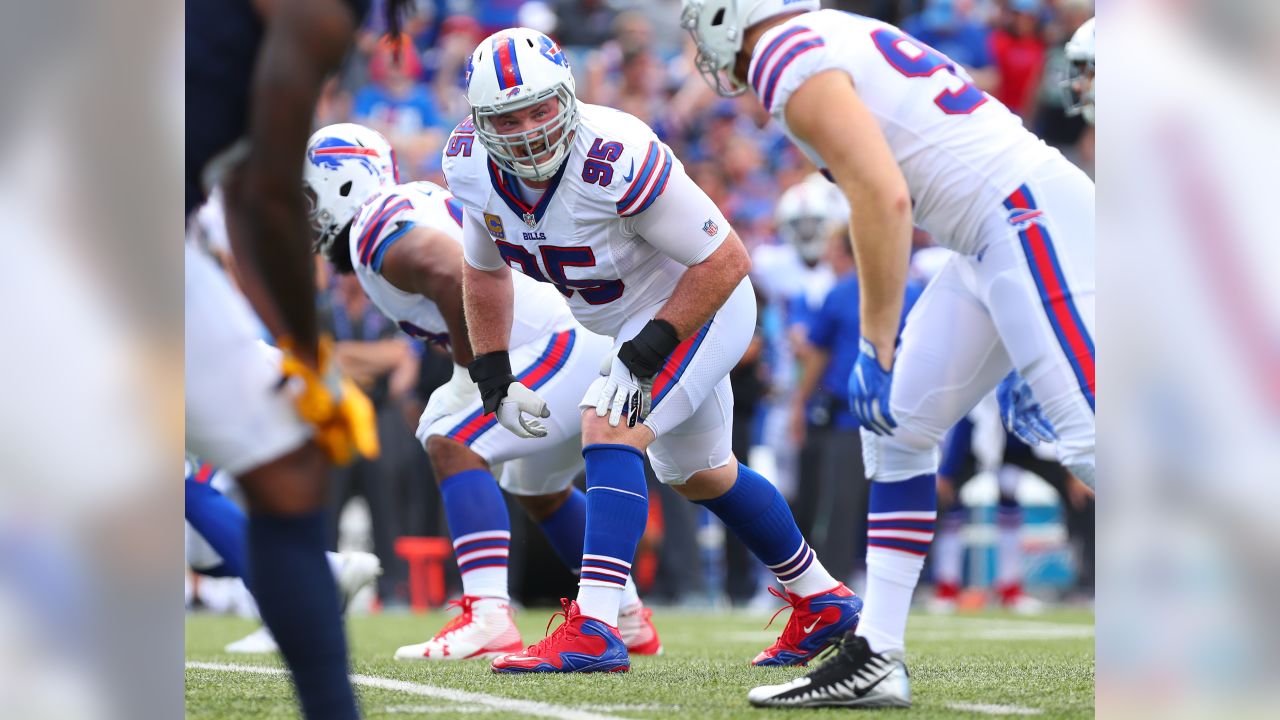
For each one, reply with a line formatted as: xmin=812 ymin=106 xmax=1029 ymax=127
xmin=487 ymin=155 xmax=570 ymax=228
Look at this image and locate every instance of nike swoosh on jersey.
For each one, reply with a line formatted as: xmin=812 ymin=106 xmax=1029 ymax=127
xmin=803 ymin=619 xmax=821 ymax=633
xmin=622 ymin=159 xmax=635 ymax=183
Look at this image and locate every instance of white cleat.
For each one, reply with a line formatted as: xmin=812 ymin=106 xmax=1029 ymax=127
xmin=747 ymin=633 xmax=911 ymax=709
xmin=393 ymin=596 xmax=523 ymax=661
xmin=224 ymin=626 xmax=278 ymax=654
xmin=334 ymin=551 xmax=382 ymax=612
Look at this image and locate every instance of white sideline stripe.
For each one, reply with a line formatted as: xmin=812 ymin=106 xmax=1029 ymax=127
xmin=946 ymin=701 xmax=1043 ymax=715
xmin=185 ymin=662 xmax=629 ymax=720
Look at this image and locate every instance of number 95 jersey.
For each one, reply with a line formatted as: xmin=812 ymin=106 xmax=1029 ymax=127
xmin=443 ymin=103 xmax=731 ymax=339
xmin=752 ymin=10 xmax=1064 ymax=255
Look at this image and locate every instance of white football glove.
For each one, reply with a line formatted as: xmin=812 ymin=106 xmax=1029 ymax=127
xmin=495 ymin=381 xmax=551 ymax=438
xmin=415 ymin=364 xmax=481 ymax=447
xmin=595 ymin=353 xmax=650 ymax=428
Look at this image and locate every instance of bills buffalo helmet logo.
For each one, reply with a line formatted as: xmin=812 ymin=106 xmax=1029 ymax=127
xmin=1006 ymin=208 xmax=1045 ymax=231
xmin=307 ymin=138 xmax=382 ymax=175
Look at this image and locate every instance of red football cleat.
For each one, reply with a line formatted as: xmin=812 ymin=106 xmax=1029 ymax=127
xmin=491 ymin=598 xmax=630 ymax=673
xmin=752 ymin=584 xmax=863 ymax=667
xmin=619 ymin=603 xmax=663 ymax=655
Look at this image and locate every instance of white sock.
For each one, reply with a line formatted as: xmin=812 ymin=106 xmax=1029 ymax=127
xmin=621 ymin=575 xmax=641 ymax=611
xmin=782 ymin=559 xmax=840 ymax=598
xmin=461 ymin=566 xmax=509 ymax=601
xmin=859 ymin=548 xmax=925 ymax=655
xmin=576 ymin=584 xmax=623 ymax=626
xmin=770 ymin=540 xmax=841 ymax=598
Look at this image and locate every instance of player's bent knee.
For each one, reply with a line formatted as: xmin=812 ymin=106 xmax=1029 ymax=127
xmin=424 ymin=435 xmax=488 ymax=481
xmin=580 ymin=410 xmax=654 ymax=450
xmin=672 ymin=460 xmax=738 ymax=501
xmin=513 ymin=486 xmax=574 ymax=521
xmin=862 ymin=428 xmax=941 ymax=483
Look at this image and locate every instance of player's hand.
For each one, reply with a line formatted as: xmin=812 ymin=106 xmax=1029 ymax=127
xmin=597 ymin=353 xmax=651 ymax=427
xmin=415 ymin=365 xmax=480 ymax=445
xmin=997 ymin=371 xmax=1056 ymax=446
xmin=597 ymin=319 xmax=681 ymax=428
xmin=469 ymin=351 xmax=550 ymax=439
xmin=848 ymin=337 xmax=897 ymax=436
xmin=495 ymin=382 xmax=550 ymax=438
xmin=280 ymin=336 xmax=380 ymax=465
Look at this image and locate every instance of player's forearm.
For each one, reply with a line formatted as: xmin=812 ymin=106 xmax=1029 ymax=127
xmin=655 ymin=235 xmax=751 ymax=340
xmin=462 ymin=263 xmax=515 ymax=355
xmin=242 ymin=0 xmax=355 ymax=364
xmin=847 ymin=190 xmax=911 ymax=361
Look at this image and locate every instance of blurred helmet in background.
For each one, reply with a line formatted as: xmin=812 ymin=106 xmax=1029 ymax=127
xmin=302 ymin=123 xmax=398 ymax=255
xmin=1063 ymin=17 xmax=1096 ymax=124
xmin=775 ymin=172 xmax=848 ymax=266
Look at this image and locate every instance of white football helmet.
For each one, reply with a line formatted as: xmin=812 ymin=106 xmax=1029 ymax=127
xmin=1063 ymin=17 xmax=1095 ymax=124
xmin=465 ymin=28 xmax=579 ymax=181
xmin=303 ymin=123 xmax=398 ymax=253
xmin=680 ymin=0 xmax=821 ymax=97
xmin=775 ymin=173 xmax=849 ymax=266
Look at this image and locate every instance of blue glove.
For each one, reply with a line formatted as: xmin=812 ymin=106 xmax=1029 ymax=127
xmin=997 ymin=371 xmax=1057 ymax=446
xmin=848 ymin=338 xmax=898 ymax=436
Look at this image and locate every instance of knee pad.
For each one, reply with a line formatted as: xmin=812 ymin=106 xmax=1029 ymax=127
xmin=861 ymin=428 xmax=940 ymax=483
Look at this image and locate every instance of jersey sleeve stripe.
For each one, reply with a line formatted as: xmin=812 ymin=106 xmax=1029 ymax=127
xmin=621 ymin=146 xmax=673 ymax=217
xmin=615 ymin=142 xmax=660 ymax=214
xmin=357 ymin=197 xmax=413 ymax=266
xmin=749 ymin=26 xmax=808 ymax=94
xmin=369 ymin=220 xmax=414 ymax=273
xmin=762 ymin=37 xmax=825 ymax=112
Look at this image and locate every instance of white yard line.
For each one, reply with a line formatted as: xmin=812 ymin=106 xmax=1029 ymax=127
xmin=185 ymin=661 xmax=631 ymax=720
xmin=945 ymin=701 xmax=1044 ymax=715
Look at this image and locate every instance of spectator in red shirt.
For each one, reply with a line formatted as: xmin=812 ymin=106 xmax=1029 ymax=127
xmin=990 ymin=0 xmax=1047 ymax=121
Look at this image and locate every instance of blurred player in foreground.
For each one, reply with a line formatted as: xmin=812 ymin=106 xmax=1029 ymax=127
xmin=448 ymin=27 xmax=862 ymax=673
xmin=187 ymin=0 xmax=410 ymax=716
xmin=184 ymin=458 xmax=381 ymax=653
xmin=683 ymin=0 xmax=1094 ymax=707
xmin=302 ymin=123 xmax=661 ymax=660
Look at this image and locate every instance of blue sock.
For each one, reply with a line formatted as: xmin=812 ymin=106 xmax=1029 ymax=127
xmin=698 ymin=463 xmax=836 ymax=596
xmin=867 ymin=474 xmax=938 ymax=557
xmin=539 ymin=487 xmax=587 ymax=572
xmin=185 ymin=475 xmax=248 ymax=580
xmin=439 ymin=469 xmax=511 ymax=598
xmin=578 ymin=444 xmax=648 ymax=623
xmin=248 ymin=511 xmax=357 ymax=720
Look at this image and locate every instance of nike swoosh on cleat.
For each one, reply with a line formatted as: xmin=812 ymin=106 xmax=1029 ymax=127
xmin=803 ymin=619 xmax=821 ymax=633
xmin=854 ymin=670 xmax=891 ymax=698
xmin=622 ymin=159 xmax=635 ymax=183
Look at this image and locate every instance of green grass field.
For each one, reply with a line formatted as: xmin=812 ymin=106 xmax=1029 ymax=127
xmin=186 ymin=607 xmax=1094 ymax=719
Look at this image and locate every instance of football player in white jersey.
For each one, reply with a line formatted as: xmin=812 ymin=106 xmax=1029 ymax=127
xmin=682 ymin=0 xmax=1095 ymax=707
xmin=303 ymin=123 xmax=663 ymax=661
xmin=448 ymin=27 xmax=863 ymax=674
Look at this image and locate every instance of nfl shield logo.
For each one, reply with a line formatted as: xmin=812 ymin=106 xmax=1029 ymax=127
xmin=702 ymin=219 xmax=718 ymax=237
xmin=523 ymin=212 xmax=538 ymax=227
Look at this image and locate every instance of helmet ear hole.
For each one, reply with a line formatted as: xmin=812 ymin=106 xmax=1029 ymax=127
xmin=712 ymin=8 xmax=725 ymax=25
xmin=339 ymin=181 xmax=352 ymax=197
